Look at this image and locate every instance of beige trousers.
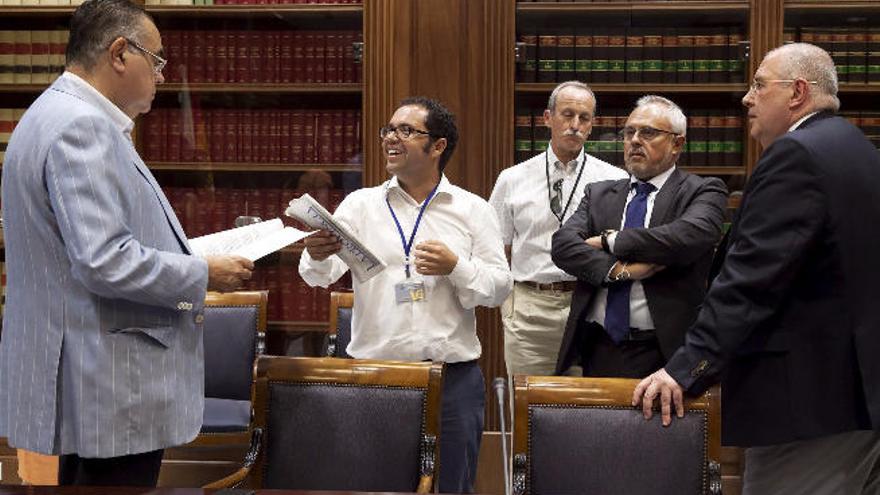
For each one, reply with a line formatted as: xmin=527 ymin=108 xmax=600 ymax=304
xmin=502 ymin=282 xmax=574 ymax=378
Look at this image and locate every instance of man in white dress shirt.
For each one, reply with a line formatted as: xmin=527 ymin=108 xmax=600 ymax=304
xmin=300 ymin=96 xmax=512 ymax=493
xmin=489 ymin=81 xmax=627 ymax=378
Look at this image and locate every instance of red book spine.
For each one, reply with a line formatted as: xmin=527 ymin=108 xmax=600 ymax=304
xmin=280 ymin=32 xmax=293 ymax=83
xmin=211 ymin=187 xmax=229 ymax=232
xmin=164 ymin=31 xmax=180 ymax=83
xmin=239 ymin=109 xmax=253 ymax=163
xmin=342 ymin=32 xmax=356 ymax=83
xmin=355 ymin=32 xmax=363 ymax=82
xmin=295 ymin=278 xmax=312 ymax=321
xmin=190 ymin=31 xmax=205 ymax=83
xmin=291 ymin=110 xmax=305 ymax=163
xmin=215 ymin=31 xmax=229 ymax=83
xmin=257 ymin=110 xmax=269 ymax=164
xmin=265 ymin=265 xmax=281 ymax=321
xmin=236 ymin=32 xmax=249 ymax=83
xmin=303 ymin=111 xmax=316 ymax=163
xmin=143 ymin=109 xmax=163 ymax=161
xmin=280 ymin=274 xmax=295 ymax=321
xmin=180 ymin=106 xmax=195 ymax=163
xmin=279 ymin=110 xmax=291 ymax=163
xmin=228 ymin=188 xmax=246 ymax=225
xmin=330 ymin=189 xmax=344 ymax=213
xmin=317 ymin=111 xmax=333 ymax=163
xmin=179 ymin=31 xmax=191 ymax=83
xmin=167 ymin=109 xmax=181 ymax=162
xmin=313 ymin=31 xmax=326 ymax=83
xmin=204 ymin=31 xmax=216 ymax=83
xmin=315 ymin=286 xmax=329 ymax=324
xmin=268 ymin=31 xmax=279 ymax=83
xmin=331 ymin=110 xmax=345 ymax=163
xmin=249 ymin=32 xmax=262 ymax=83
xmin=304 ymin=32 xmax=316 ymax=83
xmin=224 ymin=109 xmax=238 ymax=163
xmin=263 ymin=188 xmax=281 ymax=222
xmin=194 ymin=106 xmax=209 ymax=162
xmin=210 ymin=109 xmax=224 ymax=163
xmin=247 ymin=188 xmax=264 ymax=221
xmin=194 ymin=189 xmax=212 ymax=237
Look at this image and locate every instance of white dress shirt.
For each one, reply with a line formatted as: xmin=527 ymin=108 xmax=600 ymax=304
xmin=489 ymin=147 xmax=628 ymax=283
xmin=586 ymin=165 xmax=677 ymax=330
xmin=299 ymin=175 xmax=512 ymax=362
xmin=60 ymin=71 xmax=134 ymax=137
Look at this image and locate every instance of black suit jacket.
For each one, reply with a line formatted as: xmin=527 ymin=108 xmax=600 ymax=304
xmin=666 ymin=112 xmax=880 ymax=447
xmin=552 ymin=168 xmax=728 ymax=375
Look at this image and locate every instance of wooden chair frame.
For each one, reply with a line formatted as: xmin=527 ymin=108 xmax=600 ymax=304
xmin=206 ymin=356 xmax=444 ymax=493
xmin=512 ymin=375 xmax=721 ymax=495
xmin=326 ymin=291 xmax=354 ymax=357
xmin=191 ymin=290 xmax=268 ymax=447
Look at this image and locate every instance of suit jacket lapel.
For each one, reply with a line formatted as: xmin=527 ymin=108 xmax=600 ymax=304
xmin=130 ymin=152 xmax=193 ymax=254
xmin=604 ymin=179 xmax=630 ymax=230
xmin=648 ymin=168 xmax=683 ymax=228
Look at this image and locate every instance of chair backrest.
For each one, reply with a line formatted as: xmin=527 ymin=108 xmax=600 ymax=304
xmin=327 ymin=291 xmax=353 ymax=358
xmin=250 ymin=356 xmax=442 ymax=492
xmin=203 ymin=291 xmax=268 ymax=401
xmin=512 ymin=375 xmax=721 ymax=495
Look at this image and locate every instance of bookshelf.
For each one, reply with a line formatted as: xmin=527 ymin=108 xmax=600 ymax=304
xmin=514 ymin=0 xmax=753 ymax=208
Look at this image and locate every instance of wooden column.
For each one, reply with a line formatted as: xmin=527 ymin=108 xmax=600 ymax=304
xmin=363 ymin=0 xmax=515 ymax=429
xmin=746 ymin=0 xmax=786 ymax=173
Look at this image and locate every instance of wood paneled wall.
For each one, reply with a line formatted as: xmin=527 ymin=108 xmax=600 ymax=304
xmin=364 ymin=0 xmax=515 ymax=429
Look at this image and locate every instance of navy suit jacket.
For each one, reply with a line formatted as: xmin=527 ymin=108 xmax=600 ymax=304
xmin=666 ymin=112 xmax=880 ymax=446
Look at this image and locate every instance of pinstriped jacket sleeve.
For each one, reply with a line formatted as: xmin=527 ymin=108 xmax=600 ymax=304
xmin=45 ymin=114 xmax=208 ymax=310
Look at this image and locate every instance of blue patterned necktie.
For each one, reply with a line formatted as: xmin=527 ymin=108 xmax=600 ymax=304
xmin=603 ymin=181 xmax=656 ymax=343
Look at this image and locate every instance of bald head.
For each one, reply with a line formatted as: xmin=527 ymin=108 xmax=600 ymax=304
xmin=764 ymin=43 xmax=840 ymax=112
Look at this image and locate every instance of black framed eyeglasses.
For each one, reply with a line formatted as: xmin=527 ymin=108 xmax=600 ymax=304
xmin=550 ymin=178 xmax=564 ymax=215
xmin=379 ymin=124 xmax=432 ymax=141
xmin=618 ymin=125 xmax=679 ymax=142
xmin=125 ymin=37 xmax=167 ymax=75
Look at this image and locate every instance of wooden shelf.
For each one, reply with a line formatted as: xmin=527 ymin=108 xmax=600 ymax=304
xmin=0 ymin=6 xmax=73 ymax=16
xmin=785 ymin=1 xmax=880 ymax=14
xmin=147 ymin=162 xmax=362 ymax=172
xmin=517 ymin=1 xmax=748 ymax=14
xmin=157 ymin=83 xmax=362 ymax=94
xmin=0 ymin=83 xmax=49 ymax=93
xmin=145 ymin=3 xmax=362 ymax=18
xmin=680 ymin=166 xmax=747 ymax=176
xmin=268 ymin=320 xmax=328 ymax=333
xmin=516 ymin=83 xmax=749 ymax=94
xmin=837 ymin=84 xmax=880 ymax=94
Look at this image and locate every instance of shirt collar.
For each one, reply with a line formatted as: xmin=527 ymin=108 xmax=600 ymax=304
xmin=547 ymin=145 xmax=584 ymax=173
xmin=788 ymin=111 xmax=819 ymax=133
xmin=385 ymin=174 xmax=452 ymax=204
xmin=59 ymin=71 xmax=134 ymax=137
xmin=630 ymin=165 xmax=675 ymax=192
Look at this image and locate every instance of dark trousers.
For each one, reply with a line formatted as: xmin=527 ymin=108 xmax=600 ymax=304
xmin=58 ymin=449 xmax=164 ymax=487
xmin=580 ymin=321 xmax=665 ymax=378
xmin=439 ymin=360 xmax=485 ymax=494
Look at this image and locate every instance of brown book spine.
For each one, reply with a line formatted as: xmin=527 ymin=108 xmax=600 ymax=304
xmin=13 ymin=31 xmax=32 ymax=84
xmin=723 ymin=112 xmax=743 ymax=167
xmin=608 ymin=34 xmax=626 ymax=83
xmin=592 ymin=32 xmax=609 ymax=83
xmin=662 ymin=30 xmax=678 ymax=84
xmin=677 ymin=33 xmax=694 ymax=83
xmin=707 ymin=113 xmax=725 ymax=167
xmin=30 ymin=31 xmax=50 ymax=84
xmin=557 ymin=33 xmax=575 ymax=81
xmin=614 ymin=112 xmax=626 ymax=166
xmin=537 ymin=35 xmax=558 ymax=83
xmin=688 ymin=112 xmax=708 ymax=167
xmin=643 ymin=33 xmax=663 ymax=83
xmin=0 ymin=31 xmax=14 ymax=85
xmin=831 ymin=28 xmax=849 ymax=83
xmin=863 ymin=112 xmax=880 ymax=149
xmin=519 ymin=34 xmax=538 ymax=82
xmin=709 ymin=32 xmax=728 ymax=83
xmin=693 ymin=32 xmax=711 ymax=84
xmin=848 ymin=30 xmax=867 ymax=84
xmin=532 ymin=108 xmax=550 ymax=154
xmin=514 ymin=111 xmax=532 ymax=164
xmin=50 ymin=30 xmax=67 ymax=81
xmin=869 ymin=30 xmax=880 ymax=83
xmin=727 ymin=30 xmax=744 ymax=83
xmin=574 ymin=33 xmax=592 ymax=81
xmin=594 ymin=115 xmax=615 ymax=164
xmin=625 ymin=33 xmax=644 ymax=83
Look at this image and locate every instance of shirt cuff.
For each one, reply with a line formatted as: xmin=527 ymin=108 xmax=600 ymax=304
xmin=447 ymin=254 xmax=476 ymax=287
xmin=607 ymin=231 xmax=618 ymax=253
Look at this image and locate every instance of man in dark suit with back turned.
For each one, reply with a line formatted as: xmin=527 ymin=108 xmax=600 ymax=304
xmin=634 ymin=43 xmax=880 ymax=494
xmin=552 ymin=95 xmax=727 ymax=378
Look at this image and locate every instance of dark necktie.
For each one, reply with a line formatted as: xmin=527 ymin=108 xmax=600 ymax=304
xmin=603 ymin=181 xmax=656 ymax=343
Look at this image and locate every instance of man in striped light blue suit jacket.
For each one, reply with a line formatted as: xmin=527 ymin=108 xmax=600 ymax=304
xmin=0 ymin=0 xmax=253 ymax=486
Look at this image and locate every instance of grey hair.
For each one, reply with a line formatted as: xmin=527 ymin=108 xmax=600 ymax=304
xmin=66 ymin=0 xmax=152 ymax=70
xmin=547 ymin=81 xmax=596 ymax=113
xmin=765 ymin=42 xmax=840 ymax=112
xmin=634 ymin=95 xmax=687 ymax=136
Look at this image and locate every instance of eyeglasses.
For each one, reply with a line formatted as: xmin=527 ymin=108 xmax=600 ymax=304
xmin=618 ymin=126 xmax=679 ymax=142
xmin=748 ymin=78 xmax=818 ymax=94
xmin=125 ymin=38 xmax=167 ymax=76
xmin=379 ymin=124 xmax=431 ymax=141
xmin=550 ymin=178 xmax=564 ymax=215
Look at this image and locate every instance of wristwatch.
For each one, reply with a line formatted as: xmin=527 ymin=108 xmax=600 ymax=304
xmin=600 ymin=229 xmax=615 ymax=253
xmin=611 ymin=261 xmax=630 ymax=282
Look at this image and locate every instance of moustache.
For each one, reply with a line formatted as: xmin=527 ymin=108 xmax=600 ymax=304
xmin=563 ymin=130 xmax=586 ymax=139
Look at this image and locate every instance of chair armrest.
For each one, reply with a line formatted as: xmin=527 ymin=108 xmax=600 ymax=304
xmin=417 ymin=474 xmax=433 ymax=494
xmin=202 ymin=427 xmax=263 ymax=489
xmin=416 ymin=433 xmax=437 ymax=493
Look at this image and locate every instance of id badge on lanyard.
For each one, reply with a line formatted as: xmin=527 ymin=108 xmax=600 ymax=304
xmin=387 ymin=183 xmax=439 ymax=304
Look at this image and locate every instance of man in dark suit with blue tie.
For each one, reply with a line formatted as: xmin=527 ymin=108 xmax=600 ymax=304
xmin=634 ymin=43 xmax=880 ymax=494
xmin=552 ymin=95 xmax=728 ymax=378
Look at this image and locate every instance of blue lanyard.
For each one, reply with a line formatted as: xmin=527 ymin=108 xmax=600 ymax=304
xmin=386 ymin=183 xmax=440 ymax=278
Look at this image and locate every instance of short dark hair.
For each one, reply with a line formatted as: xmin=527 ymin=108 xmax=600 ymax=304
xmin=66 ymin=0 xmax=152 ymax=70
xmin=399 ymin=96 xmax=459 ymax=172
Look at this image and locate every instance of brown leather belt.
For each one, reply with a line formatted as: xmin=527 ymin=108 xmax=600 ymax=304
xmin=518 ymin=280 xmax=577 ymax=292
